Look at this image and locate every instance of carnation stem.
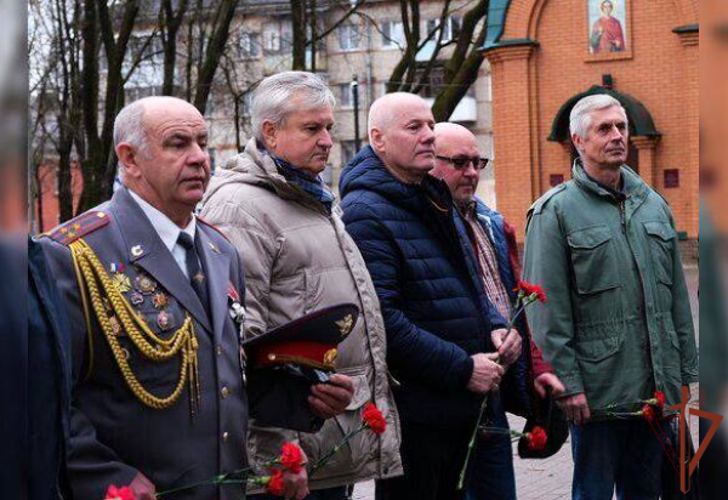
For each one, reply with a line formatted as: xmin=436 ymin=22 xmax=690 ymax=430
xmin=308 ymin=426 xmax=367 ymax=478
xmin=155 ymin=457 xmax=279 ymax=498
xmin=457 ymin=294 xmax=538 ymax=491
xmin=457 ymin=395 xmax=488 ymax=491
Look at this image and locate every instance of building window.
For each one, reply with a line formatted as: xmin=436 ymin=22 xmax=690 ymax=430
xmin=664 ymin=169 xmax=680 ymax=188
xmin=339 ymin=84 xmax=352 ymax=108
xmin=264 ymin=28 xmax=281 ymax=53
xmin=549 ymin=174 xmax=565 ymax=187
xmin=426 ymin=16 xmax=461 ymax=43
xmin=417 ymin=66 xmax=445 ymax=98
xmin=484 ymin=75 xmax=492 ymax=102
xmin=264 ymin=19 xmax=293 ymax=54
xmin=341 ymin=141 xmax=358 ymax=167
xmin=208 ymin=148 xmax=216 ymax=172
xmin=238 ymin=33 xmax=261 ymax=59
xmin=338 ymin=24 xmax=361 ymax=51
xmin=240 ymin=92 xmax=254 ymax=117
xmin=264 ymin=19 xmax=292 ymax=54
xmin=339 ymin=83 xmax=362 ymax=108
xmin=127 ymin=34 xmax=163 ymax=65
xmin=381 ymin=21 xmax=405 ymax=48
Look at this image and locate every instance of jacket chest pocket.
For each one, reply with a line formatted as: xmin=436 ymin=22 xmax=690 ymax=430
xmin=567 ymin=225 xmax=620 ymax=294
xmin=643 ymin=221 xmax=675 ymax=285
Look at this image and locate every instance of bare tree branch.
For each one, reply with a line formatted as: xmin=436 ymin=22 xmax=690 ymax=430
xmin=193 ymin=0 xmax=239 ymax=114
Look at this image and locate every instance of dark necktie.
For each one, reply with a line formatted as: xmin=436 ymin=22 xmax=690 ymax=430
xmin=177 ymin=232 xmax=211 ymax=320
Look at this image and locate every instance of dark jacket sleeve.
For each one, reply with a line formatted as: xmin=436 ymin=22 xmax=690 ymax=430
xmin=0 ymin=242 xmax=28 ymax=500
xmin=39 ymin=239 xmax=139 ymax=496
xmin=342 ymin=202 xmax=474 ymax=390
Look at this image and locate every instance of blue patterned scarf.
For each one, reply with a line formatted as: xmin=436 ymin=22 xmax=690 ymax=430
xmin=258 ymin=141 xmax=335 ymax=214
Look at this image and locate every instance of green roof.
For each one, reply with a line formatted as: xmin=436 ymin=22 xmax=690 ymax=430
xmin=481 ymin=0 xmax=515 ymax=51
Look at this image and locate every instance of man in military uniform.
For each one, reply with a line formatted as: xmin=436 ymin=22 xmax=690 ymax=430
xmin=41 ymin=96 xmax=353 ymax=500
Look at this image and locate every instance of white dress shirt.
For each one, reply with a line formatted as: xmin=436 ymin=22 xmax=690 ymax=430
xmin=128 ymin=190 xmax=197 ymax=279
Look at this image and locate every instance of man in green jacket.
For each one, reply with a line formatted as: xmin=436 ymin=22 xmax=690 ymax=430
xmin=523 ymin=94 xmax=698 ymax=499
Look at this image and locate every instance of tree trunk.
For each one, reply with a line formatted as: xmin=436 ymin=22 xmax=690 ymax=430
xmin=57 ymin=150 xmax=74 ymax=222
xmin=308 ymin=0 xmax=317 ymax=72
xmin=76 ymin=0 xmax=140 ymax=212
xmin=291 ymin=0 xmax=306 ymax=70
xmin=161 ymin=0 xmax=188 ymax=96
xmin=33 ymin=161 xmax=45 ymax=233
xmin=233 ymin=96 xmax=243 ymax=153
xmin=78 ymin=0 xmax=101 ymax=212
xmin=431 ymin=38 xmax=486 ymax=121
xmin=193 ymin=0 xmax=239 ymax=114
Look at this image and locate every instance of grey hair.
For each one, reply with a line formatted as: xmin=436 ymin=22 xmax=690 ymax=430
xmin=251 ymin=71 xmax=335 ymax=142
xmin=569 ymin=94 xmax=626 ymax=139
xmin=114 ymin=99 xmax=148 ymax=153
xmin=114 ymin=99 xmax=149 ymax=178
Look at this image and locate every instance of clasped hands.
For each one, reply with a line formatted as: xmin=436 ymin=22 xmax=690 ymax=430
xmin=467 ymin=328 xmax=521 ymax=394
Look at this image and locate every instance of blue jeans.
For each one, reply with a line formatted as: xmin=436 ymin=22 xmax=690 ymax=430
xmin=464 ymin=391 xmax=516 ymax=500
xmin=570 ymin=418 xmax=672 ymax=500
xmin=250 ymin=486 xmax=349 ymax=500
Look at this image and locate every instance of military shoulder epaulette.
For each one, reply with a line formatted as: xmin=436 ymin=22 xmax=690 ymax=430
xmin=528 ymin=183 xmax=568 ymax=216
xmin=197 ymin=216 xmax=231 ymax=242
xmin=42 ymin=210 xmax=110 ymax=246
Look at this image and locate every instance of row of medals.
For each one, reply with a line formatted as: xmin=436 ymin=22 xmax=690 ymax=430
xmin=106 ymin=262 xmax=174 ymax=340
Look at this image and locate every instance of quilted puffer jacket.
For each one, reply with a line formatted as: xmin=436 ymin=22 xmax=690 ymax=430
xmin=339 ymin=146 xmax=506 ymax=429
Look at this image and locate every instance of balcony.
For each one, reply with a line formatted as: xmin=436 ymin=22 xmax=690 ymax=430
xmin=424 ymin=96 xmax=477 ymax=123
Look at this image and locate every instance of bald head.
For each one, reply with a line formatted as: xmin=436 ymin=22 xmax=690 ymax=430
xmin=434 ymin=122 xmax=477 ymax=149
xmin=368 ymin=92 xmax=430 ymax=141
xmin=367 ymin=93 xmax=436 ymax=183
xmin=114 ymin=96 xmax=204 ymax=157
xmin=431 ymin=122 xmax=484 ymax=205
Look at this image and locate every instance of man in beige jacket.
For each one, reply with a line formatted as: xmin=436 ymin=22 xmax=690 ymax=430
xmin=201 ymin=72 xmax=402 ymax=500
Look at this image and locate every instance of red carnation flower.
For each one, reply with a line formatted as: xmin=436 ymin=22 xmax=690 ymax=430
xmin=104 ymin=485 xmax=135 ymax=500
xmin=527 ymin=426 xmax=548 ymax=451
xmin=362 ymin=402 xmax=387 ymax=435
xmin=518 ymin=281 xmax=547 ymax=303
xmin=280 ymin=442 xmax=304 ymax=474
xmin=642 ymin=404 xmax=658 ymax=422
xmin=654 ymin=391 xmax=666 ymax=409
xmin=266 ymin=469 xmax=285 ymax=496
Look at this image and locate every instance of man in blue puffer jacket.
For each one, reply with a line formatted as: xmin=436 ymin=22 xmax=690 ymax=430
xmin=431 ymin=123 xmax=566 ymax=500
xmin=339 ymin=93 xmax=522 ymax=500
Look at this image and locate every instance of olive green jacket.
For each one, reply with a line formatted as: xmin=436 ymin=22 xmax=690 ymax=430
xmin=523 ymin=162 xmax=698 ymax=416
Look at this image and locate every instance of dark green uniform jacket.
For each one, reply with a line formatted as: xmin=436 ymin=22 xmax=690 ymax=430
xmin=523 ymin=162 xmax=698 ymax=416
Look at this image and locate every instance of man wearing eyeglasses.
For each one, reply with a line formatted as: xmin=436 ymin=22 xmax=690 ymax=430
xmin=431 ymin=123 xmax=565 ymax=500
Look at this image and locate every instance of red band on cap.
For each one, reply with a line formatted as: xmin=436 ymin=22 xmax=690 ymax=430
xmin=252 ymin=341 xmax=337 ymax=371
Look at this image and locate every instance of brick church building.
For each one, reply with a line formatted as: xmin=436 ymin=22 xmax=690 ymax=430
xmin=482 ymin=0 xmax=698 ymax=241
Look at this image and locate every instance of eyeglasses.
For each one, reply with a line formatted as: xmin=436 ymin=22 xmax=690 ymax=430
xmin=436 ymin=155 xmax=489 ymax=171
